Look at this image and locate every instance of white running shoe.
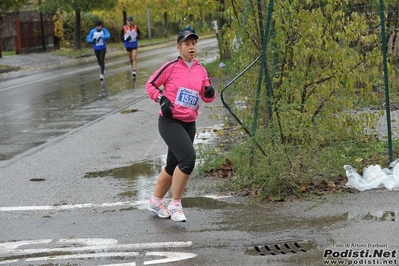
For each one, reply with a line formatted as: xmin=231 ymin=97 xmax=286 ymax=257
xmin=99 ymin=74 xmax=104 ymax=80
xmin=132 ymin=70 xmax=136 ymax=78
xmin=148 ymin=200 xmax=170 ymax=219
xmin=168 ymin=203 xmax=187 ymax=222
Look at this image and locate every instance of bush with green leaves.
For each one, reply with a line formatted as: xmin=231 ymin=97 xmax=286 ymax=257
xmin=61 ymin=13 xmax=102 ymax=47
xmin=205 ymin=0 xmax=399 ymax=200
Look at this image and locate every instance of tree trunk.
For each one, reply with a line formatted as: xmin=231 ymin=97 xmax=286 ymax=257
xmin=74 ymin=8 xmax=81 ymax=50
xmin=163 ymin=11 xmax=168 ymax=38
xmin=217 ymin=0 xmax=231 ymax=60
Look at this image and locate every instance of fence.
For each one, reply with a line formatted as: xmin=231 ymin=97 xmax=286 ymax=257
xmin=15 ymin=19 xmax=56 ymax=53
xmin=220 ymin=0 xmax=399 ymax=164
xmin=0 ymin=10 xmax=55 ymax=55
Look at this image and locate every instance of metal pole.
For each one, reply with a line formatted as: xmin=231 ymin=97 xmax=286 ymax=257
xmin=252 ymin=0 xmax=274 ymax=138
xmin=39 ymin=0 xmax=46 ymax=52
xmin=378 ymin=0 xmax=393 ymax=163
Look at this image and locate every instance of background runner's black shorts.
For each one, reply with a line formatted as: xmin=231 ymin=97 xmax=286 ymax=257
xmin=126 ymin=47 xmax=138 ymax=52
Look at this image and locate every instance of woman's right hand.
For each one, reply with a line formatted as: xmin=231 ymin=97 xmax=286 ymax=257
xmin=159 ymin=96 xmax=174 ymax=117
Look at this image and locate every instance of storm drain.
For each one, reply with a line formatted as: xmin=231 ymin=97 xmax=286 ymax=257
xmin=246 ymin=239 xmax=317 ymax=256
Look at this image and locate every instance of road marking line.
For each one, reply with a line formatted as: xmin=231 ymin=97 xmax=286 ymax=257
xmin=143 ymin=252 xmax=197 ymax=265
xmin=0 ymin=240 xmax=193 ymax=255
xmin=99 ymin=263 xmax=136 ymax=266
xmin=0 ymin=76 xmax=57 ymax=92
xmin=0 ymin=200 xmax=147 ymax=212
xmin=0 ymin=195 xmax=232 ymax=212
xmin=0 ymin=239 xmax=195 ymax=265
xmin=0 ymin=58 xmax=129 ymax=93
xmin=0 ymin=260 xmax=19 ymax=265
xmin=26 ymin=252 xmax=140 ymax=261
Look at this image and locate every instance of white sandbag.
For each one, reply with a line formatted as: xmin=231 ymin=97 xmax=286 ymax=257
xmin=344 ymin=160 xmax=399 ymax=191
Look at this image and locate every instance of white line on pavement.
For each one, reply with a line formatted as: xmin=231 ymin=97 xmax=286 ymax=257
xmin=0 ymin=239 xmax=195 ymax=265
xmin=0 ymin=200 xmax=147 ymax=212
xmin=0 ymin=76 xmax=59 ymax=92
xmin=0 ymin=195 xmax=232 ymax=212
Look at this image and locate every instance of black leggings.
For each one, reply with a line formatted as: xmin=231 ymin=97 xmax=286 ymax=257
xmin=95 ymin=49 xmax=106 ymax=74
xmin=158 ymin=116 xmax=196 ymax=175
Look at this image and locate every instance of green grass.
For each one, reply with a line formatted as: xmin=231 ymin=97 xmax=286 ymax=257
xmin=1 ymin=34 xmax=206 ymax=59
xmin=196 ymin=131 xmax=399 ymax=201
xmin=198 ymin=58 xmax=399 ymax=202
xmin=0 ymin=51 xmax=16 ymax=69
xmin=0 ymin=64 xmax=12 ymax=69
xmin=2 ymin=51 xmax=16 ymax=56
xmin=49 ymin=37 xmax=176 ymax=58
xmin=49 ymin=34 xmax=215 ymax=58
xmin=50 ymin=47 xmax=93 ymax=57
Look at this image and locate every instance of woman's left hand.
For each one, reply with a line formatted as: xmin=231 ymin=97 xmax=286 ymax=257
xmin=204 ymin=86 xmax=215 ymax=98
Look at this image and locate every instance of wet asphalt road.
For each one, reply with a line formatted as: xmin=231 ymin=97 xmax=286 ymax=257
xmin=0 ymin=38 xmax=398 ymax=265
xmin=0 ymin=38 xmax=219 ymax=164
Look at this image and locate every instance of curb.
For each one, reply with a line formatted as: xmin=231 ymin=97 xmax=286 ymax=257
xmin=0 ymin=34 xmax=216 ymax=76
xmin=0 ymin=66 xmax=20 ymax=74
xmin=0 ymin=40 xmax=176 ymax=75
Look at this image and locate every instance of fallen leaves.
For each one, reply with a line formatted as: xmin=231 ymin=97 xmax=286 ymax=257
xmin=206 ymin=158 xmax=235 ymax=179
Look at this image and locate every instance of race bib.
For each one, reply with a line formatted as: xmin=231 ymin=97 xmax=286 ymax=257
xmin=130 ymin=31 xmax=137 ymax=42
xmin=175 ymin=87 xmax=199 ymax=109
xmin=96 ymin=39 xmax=104 ymax=46
xmin=124 ymin=31 xmax=137 ymax=42
xmin=94 ymin=32 xmax=104 ymax=46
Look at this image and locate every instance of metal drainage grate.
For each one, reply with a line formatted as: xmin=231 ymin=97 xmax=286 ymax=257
xmin=246 ymin=239 xmax=317 ymax=256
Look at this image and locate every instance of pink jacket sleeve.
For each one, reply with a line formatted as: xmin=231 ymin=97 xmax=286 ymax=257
xmin=146 ymin=63 xmax=170 ymax=102
xmin=200 ymin=68 xmax=216 ymax=103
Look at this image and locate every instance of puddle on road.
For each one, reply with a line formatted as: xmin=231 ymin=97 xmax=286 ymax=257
xmin=82 ymin=158 xmax=228 ymax=210
xmin=221 ymin=205 xmax=349 ymax=233
xmin=120 ymin=109 xmax=139 ymax=114
xmin=29 ymin=178 xmax=46 ymax=182
xmin=181 ymin=197 xmax=226 ymax=209
xmin=83 ymin=158 xmax=164 ymax=200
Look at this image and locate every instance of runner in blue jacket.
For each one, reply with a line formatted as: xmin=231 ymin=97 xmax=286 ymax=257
xmin=86 ymin=21 xmax=111 ymax=80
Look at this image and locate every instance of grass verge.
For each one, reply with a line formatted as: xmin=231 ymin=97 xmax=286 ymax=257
xmin=198 ymin=59 xmax=399 ymax=202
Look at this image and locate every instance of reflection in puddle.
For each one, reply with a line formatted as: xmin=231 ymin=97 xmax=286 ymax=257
xmin=84 ymin=158 xmax=164 ymax=201
xmin=0 ymin=63 xmax=139 ymax=162
xmin=222 ymin=209 xmax=349 ymax=233
xmin=100 ymin=80 xmax=107 ymax=98
xmin=182 ymin=197 xmax=226 ymax=209
xmin=82 ymin=156 xmax=230 ymax=210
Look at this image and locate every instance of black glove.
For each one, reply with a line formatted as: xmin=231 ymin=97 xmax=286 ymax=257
xmin=126 ymin=36 xmax=131 ymax=41
xmin=96 ymin=36 xmax=102 ymax=42
xmin=159 ymin=95 xmax=174 ymax=118
xmin=93 ymin=38 xmax=97 ymax=43
xmin=204 ymin=86 xmax=215 ymax=98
